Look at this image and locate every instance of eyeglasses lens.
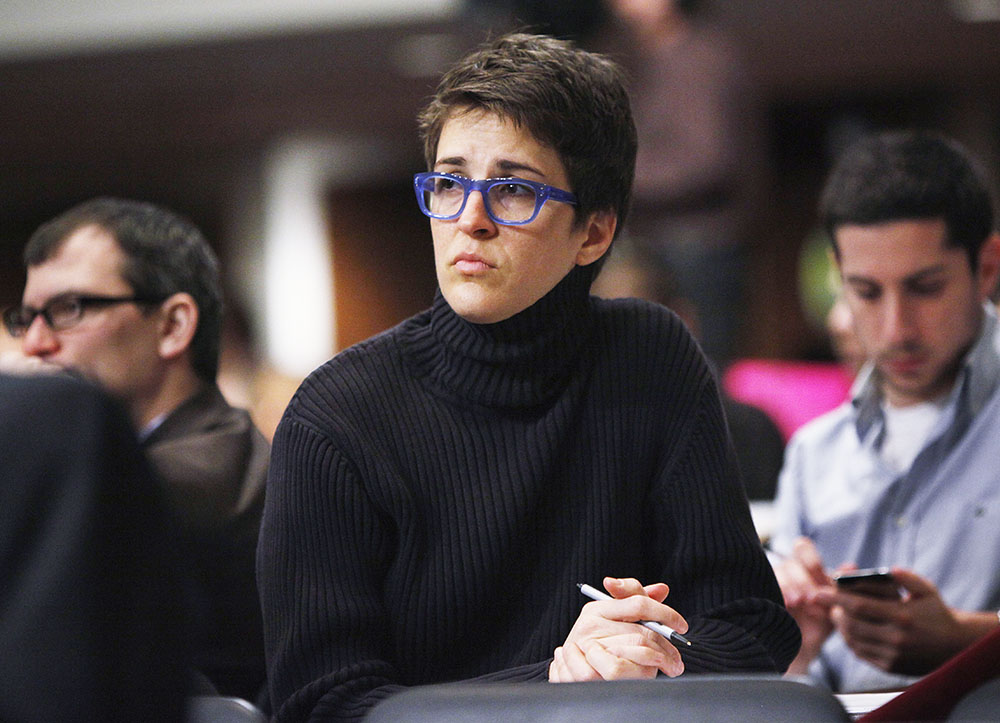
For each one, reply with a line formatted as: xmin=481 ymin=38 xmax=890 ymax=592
xmin=424 ymin=176 xmax=465 ymax=217
xmin=486 ymin=182 xmax=537 ymax=223
xmin=47 ymin=297 xmax=84 ymax=330
xmin=2 ymin=308 xmax=26 ymax=336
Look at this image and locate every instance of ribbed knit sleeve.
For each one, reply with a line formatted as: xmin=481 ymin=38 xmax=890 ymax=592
xmin=258 ymin=416 xmax=399 ymax=721
xmin=257 ymin=272 xmax=798 ymax=722
xmin=587 ymin=297 xmax=799 ymax=673
xmin=652 ymin=365 xmax=799 ymax=672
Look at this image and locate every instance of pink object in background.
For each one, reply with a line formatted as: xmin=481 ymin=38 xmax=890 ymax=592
xmin=722 ymin=359 xmax=854 ymax=442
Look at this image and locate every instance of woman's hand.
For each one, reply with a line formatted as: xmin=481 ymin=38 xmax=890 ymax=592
xmin=548 ymin=576 xmax=687 ymax=682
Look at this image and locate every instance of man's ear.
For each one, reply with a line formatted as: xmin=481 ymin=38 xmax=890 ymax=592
xmin=575 ymin=210 xmax=617 ymax=267
xmin=976 ymin=232 xmax=1000 ymax=301
xmin=157 ymin=292 xmax=199 ymax=362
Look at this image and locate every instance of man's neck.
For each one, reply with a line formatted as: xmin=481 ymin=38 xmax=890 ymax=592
xmin=132 ymin=367 xmax=206 ymax=431
xmin=882 ymin=375 xmax=958 ymax=409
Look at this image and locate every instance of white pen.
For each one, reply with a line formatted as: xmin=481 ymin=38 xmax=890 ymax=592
xmin=577 ymin=583 xmax=692 ymax=647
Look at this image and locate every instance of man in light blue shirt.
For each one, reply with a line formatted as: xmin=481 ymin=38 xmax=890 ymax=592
xmin=771 ymin=130 xmax=1000 ymax=692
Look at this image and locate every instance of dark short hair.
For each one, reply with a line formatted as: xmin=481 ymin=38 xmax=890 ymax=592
xmin=417 ymin=33 xmax=637 ymax=259
xmin=820 ymin=130 xmax=996 ymax=270
xmin=24 ymin=197 xmax=223 ymax=382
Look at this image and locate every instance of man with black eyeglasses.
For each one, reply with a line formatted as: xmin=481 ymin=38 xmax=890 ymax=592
xmin=2 ymin=197 xmax=269 ymax=702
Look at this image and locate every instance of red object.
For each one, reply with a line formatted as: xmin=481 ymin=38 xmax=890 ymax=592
xmin=858 ymin=626 xmax=1000 ymax=722
xmin=722 ymin=359 xmax=853 ymax=442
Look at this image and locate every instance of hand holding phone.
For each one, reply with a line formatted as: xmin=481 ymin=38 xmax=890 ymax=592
xmin=833 ymin=567 xmax=902 ymax=599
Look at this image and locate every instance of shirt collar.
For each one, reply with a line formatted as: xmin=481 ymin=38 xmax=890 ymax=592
xmin=138 ymin=411 xmax=168 ymax=442
xmin=964 ymin=303 xmax=1000 ymax=417
xmin=852 ymin=303 xmax=1000 ymax=440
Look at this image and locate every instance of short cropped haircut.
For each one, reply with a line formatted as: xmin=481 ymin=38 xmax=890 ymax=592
xmin=417 ymin=33 xmax=637 ymax=247
xmin=820 ymin=130 xmax=996 ymax=270
xmin=24 ymin=197 xmax=223 ymax=382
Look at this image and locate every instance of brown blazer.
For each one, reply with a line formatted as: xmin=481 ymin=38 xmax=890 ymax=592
xmin=143 ymin=382 xmax=269 ymax=701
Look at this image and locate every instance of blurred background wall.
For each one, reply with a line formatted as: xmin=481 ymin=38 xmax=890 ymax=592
xmin=3 ymin=0 xmax=999 ymax=436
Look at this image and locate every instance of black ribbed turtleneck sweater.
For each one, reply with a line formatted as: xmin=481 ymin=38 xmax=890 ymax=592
xmin=257 ymin=266 xmax=799 ymax=721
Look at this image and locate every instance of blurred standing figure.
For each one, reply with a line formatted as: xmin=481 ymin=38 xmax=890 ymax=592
xmin=607 ymin=0 xmax=766 ymax=364
xmin=1 ymin=198 xmax=269 ymax=700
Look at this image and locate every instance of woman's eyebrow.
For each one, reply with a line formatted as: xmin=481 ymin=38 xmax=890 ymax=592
xmin=495 ymin=159 xmax=546 ymax=177
xmin=433 ymin=156 xmax=548 ymax=178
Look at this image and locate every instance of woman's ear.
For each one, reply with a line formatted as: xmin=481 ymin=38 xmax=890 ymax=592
xmin=156 ymin=292 xmax=199 ymax=362
xmin=575 ymin=210 xmax=617 ymax=267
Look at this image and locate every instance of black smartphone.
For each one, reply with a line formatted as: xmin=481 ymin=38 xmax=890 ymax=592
xmin=833 ymin=567 xmax=901 ymax=599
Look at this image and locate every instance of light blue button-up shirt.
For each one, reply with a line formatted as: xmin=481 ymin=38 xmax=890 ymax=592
xmin=772 ymin=304 xmax=1000 ymax=692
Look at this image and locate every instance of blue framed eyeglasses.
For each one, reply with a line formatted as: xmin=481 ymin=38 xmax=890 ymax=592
xmin=414 ymin=172 xmax=577 ymax=226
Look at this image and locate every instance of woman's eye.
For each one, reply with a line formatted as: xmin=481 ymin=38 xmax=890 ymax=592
xmin=499 ymin=183 xmax=531 ymax=197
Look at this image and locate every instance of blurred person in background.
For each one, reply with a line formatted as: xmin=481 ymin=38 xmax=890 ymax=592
xmin=770 ymin=130 xmax=1000 ymax=692
xmin=1 ymin=197 xmax=269 ymax=700
xmin=604 ymin=0 xmax=767 ymax=366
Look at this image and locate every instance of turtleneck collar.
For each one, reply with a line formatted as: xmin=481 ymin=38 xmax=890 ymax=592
xmin=401 ymin=264 xmax=597 ymax=409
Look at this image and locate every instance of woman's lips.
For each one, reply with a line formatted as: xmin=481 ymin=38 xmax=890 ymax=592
xmin=453 ymin=253 xmax=493 ymax=274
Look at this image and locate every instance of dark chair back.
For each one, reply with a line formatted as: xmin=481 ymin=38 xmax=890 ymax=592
xmin=365 ymin=675 xmax=851 ymax=722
